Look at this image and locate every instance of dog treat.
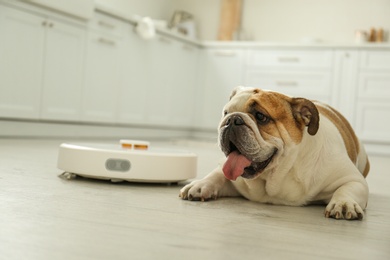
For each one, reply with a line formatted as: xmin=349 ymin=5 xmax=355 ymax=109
xmin=134 ymin=144 xmax=148 ymax=150
xmin=121 ymin=143 xmax=133 ymax=149
xmin=120 ymin=140 xmax=149 ymax=150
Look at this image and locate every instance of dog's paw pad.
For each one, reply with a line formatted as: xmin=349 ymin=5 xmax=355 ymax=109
xmin=179 ymin=180 xmax=219 ymax=202
xmin=325 ymin=200 xmax=364 ymax=220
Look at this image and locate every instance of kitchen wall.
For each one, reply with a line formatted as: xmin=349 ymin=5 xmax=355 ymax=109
xmin=240 ymin=0 xmax=390 ymax=43
xmin=168 ymin=0 xmax=220 ymax=42
xmin=95 ymin=0 xmax=390 ymax=43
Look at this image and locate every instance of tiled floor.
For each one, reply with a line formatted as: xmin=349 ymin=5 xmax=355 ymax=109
xmin=0 ymin=138 xmax=389 ymax=259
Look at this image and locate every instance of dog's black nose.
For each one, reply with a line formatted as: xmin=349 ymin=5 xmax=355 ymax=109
xmin=225 ymin=115 xmax=244 ymax=126
xmin=234 ymin=116 xmax=244 ymax=125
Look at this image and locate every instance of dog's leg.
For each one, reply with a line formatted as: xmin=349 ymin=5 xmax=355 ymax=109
xmin=179 ymin=166 xmax=240 ymax=201
xmin=324 ymin=180 xmax=369 ymax=220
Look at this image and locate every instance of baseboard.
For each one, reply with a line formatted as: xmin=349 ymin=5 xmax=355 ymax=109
xmin=2 ymin=120 xmax=389 ymax=156
xmin=364 ymin=142 xmax=390 ymax=156
xmin=188 ymin=128 xmax=218 ymax=141
xmin=0 ymin=119 xmax=192 ymax=140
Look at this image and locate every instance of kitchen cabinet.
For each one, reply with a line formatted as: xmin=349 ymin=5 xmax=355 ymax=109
xmin=0 ymin=4 xmax=85 ymax=121
xmin=144 ymin=36 xmax=177 ymax=126
xmin=355 ymin=50 xmax=390 ymax=143
xmin=245 ymin=70 xmax=332 ymax=102
xmin=0 ymin=5 xmax=44 ymax=119
xmin=244 ymin=49 xmax=333 ymax=104
xmin=169 ymin=41 xmax=198 ymax=128
xmin=196 ymin=48 xmax=244 ymax=129
xmin=331 ymin=50 xmax=359 ymax=123
xmin=82 ymin=15 xmax=125 ymax=123
xmin=2 ymin=0 xmax=390 ymax=153
xmin=129 ymin=35 xmax=199 ymax=128
xmin=86 ymin=12 xmax=199 ymax=128
xmin=40 ymin=19 xmax=86 ymax=121
xmin=118 ymin=26 xmax=150 ymax=125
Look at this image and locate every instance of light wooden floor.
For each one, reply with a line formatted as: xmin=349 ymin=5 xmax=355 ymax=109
xmin=0 ymin=138 xmax=389 ymax=260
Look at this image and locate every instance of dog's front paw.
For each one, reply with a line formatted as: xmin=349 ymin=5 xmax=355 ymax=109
xmin=324 ymin=199 xmax=364 ymax=220
xmin=179 ymin=179 xmax=219 ymax=201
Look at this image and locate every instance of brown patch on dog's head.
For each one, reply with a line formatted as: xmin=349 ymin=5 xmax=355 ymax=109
xmin=219 ymin=87 xmax=321 ymax=180
xmin=241 ymin=90 xmax=319 ymax=144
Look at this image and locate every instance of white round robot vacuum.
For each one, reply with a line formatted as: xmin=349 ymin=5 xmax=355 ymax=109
xmin=57 ymin=140 xmax=197 ymax=183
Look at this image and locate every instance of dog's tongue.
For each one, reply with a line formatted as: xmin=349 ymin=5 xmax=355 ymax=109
xmin=222 ymin=151 xmax=252 ymax=181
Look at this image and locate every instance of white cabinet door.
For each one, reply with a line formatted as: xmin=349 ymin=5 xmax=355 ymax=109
xmin=40 ymin=19 xmax=86 ymax=121
xmin=332 ymin=50 xmax=359 ymax=124
xmin=244 ymin=49 xmax=334 ymax=108
xmin=82 ymin=32 xmax=122 ymax=123
xmin=247 ymin=49 xmax=333 ymax=69
xmin=169 ymin=42 xmax=198 ymax=128
xmin=119 ymin=32 xmax=199 ymax=128
xmin=144 ymin=36 xmax=177 ymax=126
xmin=117 ymin=28 xmax=149 ymax=125
xmin=196 ymin=49 xmax=244 ymax=129
xmin=146 ymin=37 xmax=199 ymax=128
xmin=0 ymin=6 xmax=44 ymax=119
xmin=355 ymin=101 xmax=390 ymax=142
xmin=355 ymin=51 xmax=390 ymax=142
xmin=245 ymin=70 xmax=332 ymax=103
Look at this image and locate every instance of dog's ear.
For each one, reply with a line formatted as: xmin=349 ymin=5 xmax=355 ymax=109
xmin=229 ymin=86 xmax=241 ymax=100
xmin=291 ymin=98 xmax=319 ymax=135
xmin=229 ymin=86 xmax=257 ymax=100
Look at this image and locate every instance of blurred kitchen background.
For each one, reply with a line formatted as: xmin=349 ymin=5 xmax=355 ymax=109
xmin=0 ymin=0 xmax=389 ymax=154
xmin=96 ymin=0 xmax=390 ymax=43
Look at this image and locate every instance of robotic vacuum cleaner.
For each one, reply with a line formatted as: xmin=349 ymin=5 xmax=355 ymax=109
xmin=57 ymin=140 xmax=197 ymax=183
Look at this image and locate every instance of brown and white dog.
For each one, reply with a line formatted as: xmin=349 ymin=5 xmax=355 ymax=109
xmin=180 ymin=87 xmax=370 ymax=220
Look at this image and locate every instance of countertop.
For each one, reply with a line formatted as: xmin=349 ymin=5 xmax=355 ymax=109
xmin=201 ymin=41 xmax=390 ymax=49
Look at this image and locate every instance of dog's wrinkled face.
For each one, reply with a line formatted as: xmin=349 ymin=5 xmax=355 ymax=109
xmin=218 ymin=87 xmax=319 ymax=181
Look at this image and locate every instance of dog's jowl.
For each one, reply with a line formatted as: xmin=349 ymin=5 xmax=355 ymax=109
xmin=180 ymin=86 xmax=369 ymax=220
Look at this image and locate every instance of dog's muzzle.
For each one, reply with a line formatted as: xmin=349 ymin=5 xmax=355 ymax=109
xmin=219 ymin=114 xmax=277 ymax=181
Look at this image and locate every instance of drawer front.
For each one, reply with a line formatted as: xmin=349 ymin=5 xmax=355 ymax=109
xmin=245 ymin=70 xmax=332 ymax=99
xmin=89 ymin=12 xmax=125 ymax=37
xmin=360 ymin=51 xmax=390 ymax=70
xmin=247 ymin=50 xmax=333 ymax=69
xmin=356 ymin=102 xmax=390 ymax=142
xmin=358 ymin=72 xmax=390 ymax=99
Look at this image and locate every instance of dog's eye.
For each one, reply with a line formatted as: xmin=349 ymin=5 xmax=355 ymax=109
xmin=223 ymin=110 xmax=228 ymax=116
xmin=255 ymin=112 xmax=269 ymax=124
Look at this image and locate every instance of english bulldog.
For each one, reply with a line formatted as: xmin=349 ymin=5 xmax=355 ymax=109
xmin=180 ymin=87 xmax=370 ymax=220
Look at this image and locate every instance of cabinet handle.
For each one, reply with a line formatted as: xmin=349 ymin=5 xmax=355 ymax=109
xmin=278 ymin=57 xmax=300 ymax=63
xmin=276 ymin=81 xmax=298 ymax=86
xmin=98 ymin=38 xmax=116 ymax=46
xmin=214 ymin=50 xmax=236 ymax=56
xmin=98 ymin=20 xmax=116 ymax=29
xmin=42 ymin=21 xmax=54 ymax=28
